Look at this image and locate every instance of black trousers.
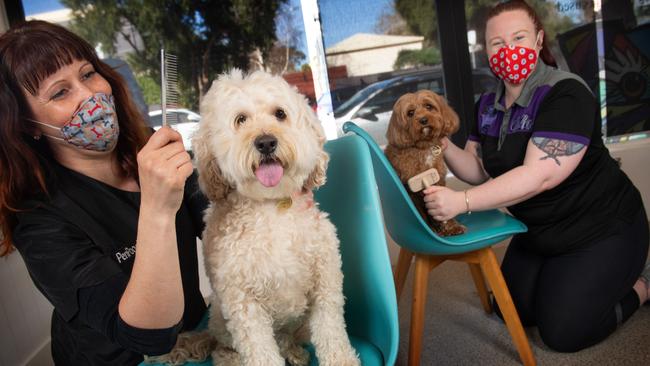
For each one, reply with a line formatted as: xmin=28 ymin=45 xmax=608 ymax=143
xmin=496 ymin=208 xmax=649 ymax=352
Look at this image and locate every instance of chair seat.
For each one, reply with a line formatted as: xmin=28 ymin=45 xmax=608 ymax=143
xmin=440 ymin=210 xmax=526 ymax=249
xmin=453 ymin=210 xmax=526 ymax=245
xmin=393 ymin=209 xmax=527 ymax=256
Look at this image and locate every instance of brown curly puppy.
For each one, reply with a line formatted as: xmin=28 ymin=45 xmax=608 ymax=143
xmin=385 ymin=89 xmax=466 ymax=236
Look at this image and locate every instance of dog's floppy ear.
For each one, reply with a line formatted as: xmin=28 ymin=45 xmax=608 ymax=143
xmin=192 ymin=132 xmax=231 ymax=202
xmin=386 ymin=93 xmax=414 ymax=147
xmin=434 ymin=93 xmax=460 ymax=136
xmin=304 ymin=117 xmax=330 ymax=191
xmin=304 ymin=148 xmax=329 ymax=191
xmin=297 ymin=92 xmax=329 ymax=190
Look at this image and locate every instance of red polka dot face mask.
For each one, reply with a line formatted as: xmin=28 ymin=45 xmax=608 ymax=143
xmin=489 ymin=41 xmax=539 ymax=84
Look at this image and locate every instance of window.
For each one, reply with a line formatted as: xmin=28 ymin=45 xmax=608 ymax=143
xmin=319 ymin=0 xmax=442 ymax=145
xmin=600 ymin=0 xmax=650 ymax=140
xmin=362 ymin=83 xmax=411 ymax=115
xmin=417 ymin=78 xmax=443 ymax=93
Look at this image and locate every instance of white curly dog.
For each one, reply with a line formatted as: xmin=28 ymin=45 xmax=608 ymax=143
xmin=191 ymin=69 xmax=360 ymax=366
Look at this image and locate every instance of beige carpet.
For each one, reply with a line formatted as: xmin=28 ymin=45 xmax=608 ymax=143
xmin=394 ymin=244 xmax=650 ymax=366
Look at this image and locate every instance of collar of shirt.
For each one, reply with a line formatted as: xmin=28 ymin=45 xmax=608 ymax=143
xmin=493 ymin=61 xmax=552 ymax=112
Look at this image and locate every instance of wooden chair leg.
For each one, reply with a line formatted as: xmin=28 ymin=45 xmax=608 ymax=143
xmin=468 ymin=263 xmax=493 ymax=314
xmin=394 ymin=248 xmax=413 ymax=301
xmin=478 ymin=248 xmax=536 ymax=366
xmin=408 ymin=254 xmax=431 ymax=366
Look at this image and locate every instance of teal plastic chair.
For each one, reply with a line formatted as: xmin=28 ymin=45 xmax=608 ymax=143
xmin=142 ymin=134 xmax=398 ymax=366
xmin=310 ymin=134 xmax=399 ymax=365
xmin=343 ymin=122 xmax=535 ymax=366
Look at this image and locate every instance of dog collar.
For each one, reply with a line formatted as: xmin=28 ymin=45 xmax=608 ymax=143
xmin=431 ymin=145 xmax=442 ymax=157
xmin=275 ymin=189 xmax=315 ymax=212
xmin=276 ymin=197 xmax=293 ymax=211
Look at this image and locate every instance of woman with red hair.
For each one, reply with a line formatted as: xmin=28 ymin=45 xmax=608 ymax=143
xmin=425 ymin=0 xmax=649 ymax=352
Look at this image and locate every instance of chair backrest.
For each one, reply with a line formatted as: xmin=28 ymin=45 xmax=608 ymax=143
xmin=315 ymin=135 xmax=398 ymax=366
xmin=343 ymin=122 xmax=527 ymax=255
xmin=341 ymin=122 xmax=451 ymax=242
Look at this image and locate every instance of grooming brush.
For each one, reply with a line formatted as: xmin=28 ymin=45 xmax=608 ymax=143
xmin=160 ymin=49 xmax=179 ymax=126
xmin=408 ymin=168 xmax=440 ymax=193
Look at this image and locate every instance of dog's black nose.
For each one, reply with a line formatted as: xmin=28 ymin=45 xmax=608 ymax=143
xmin=419 ymin=117 xmax=428 ymax=125
xmin=254 ymin=134 xmax=278 ymax=155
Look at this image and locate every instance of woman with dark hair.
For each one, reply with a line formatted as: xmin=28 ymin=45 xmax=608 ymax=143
xmin=424 ymin=0 xmax=649 ymax=352
xmin=0 ymin=20 xmax=208 ymax=364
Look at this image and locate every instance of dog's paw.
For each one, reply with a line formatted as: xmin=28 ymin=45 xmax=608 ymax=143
xmin=144 ymin=331 xmax=215 ymax=365
xmin=318 ymin=347 xmax=360 ymax=366
xmin=211 ymin=347 xmax=240 ymax=366
xmin=436 ymin=219 xmax=466 ymax=236
xmin=283 ymin=344 xmax=310 ymax=366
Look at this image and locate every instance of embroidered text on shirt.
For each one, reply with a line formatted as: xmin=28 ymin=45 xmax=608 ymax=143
xmin=115 ymin=244 xmax=136 ymax=263
xmin=510 ymin=113 xmax=533 ymax=132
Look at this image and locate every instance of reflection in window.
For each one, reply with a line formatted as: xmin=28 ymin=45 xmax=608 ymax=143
xmin=364 ymin=83 xmax=411 ymax=114
xmin=320 ymin=0 xmax=447 ymax=145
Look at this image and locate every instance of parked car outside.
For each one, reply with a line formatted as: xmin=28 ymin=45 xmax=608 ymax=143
xmin=149 ymin=108 xmax=201 ymax=151
xmin=334 ymin=68 xmax=497 ymax=146
xmin=329 ymin=84 xmax=367 ymax=110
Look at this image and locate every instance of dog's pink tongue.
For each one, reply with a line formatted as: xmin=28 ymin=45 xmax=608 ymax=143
xmin=255 ymin=162 xmax=284 ymax=187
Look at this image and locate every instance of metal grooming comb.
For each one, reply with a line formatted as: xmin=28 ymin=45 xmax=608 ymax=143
xmin=160 ymin=49 xmax=179 ymax=126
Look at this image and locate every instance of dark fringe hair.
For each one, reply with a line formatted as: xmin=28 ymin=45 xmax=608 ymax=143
xmin=0 ymin=20 xmax=151 ymax=256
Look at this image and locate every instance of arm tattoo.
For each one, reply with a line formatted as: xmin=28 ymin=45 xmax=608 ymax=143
xmin=532 ymin=137 xmax=585 ymax=166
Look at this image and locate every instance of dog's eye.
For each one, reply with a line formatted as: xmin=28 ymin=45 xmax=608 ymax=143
xmin=407 ymin=110 xmax=415 ymax=118
xmin=425 ymin=104 xmax=434 ymax=111
xmin=235 ymin=114 xmax=247 ymax=125
xmin=275 ymin=108 xmax=287 ymax=121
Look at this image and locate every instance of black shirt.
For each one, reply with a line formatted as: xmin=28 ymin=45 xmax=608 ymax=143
xmin=13 ymin=161 xmax=208 ymax=365
xmin=469 ymin=62 xmax=642 ymax=255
